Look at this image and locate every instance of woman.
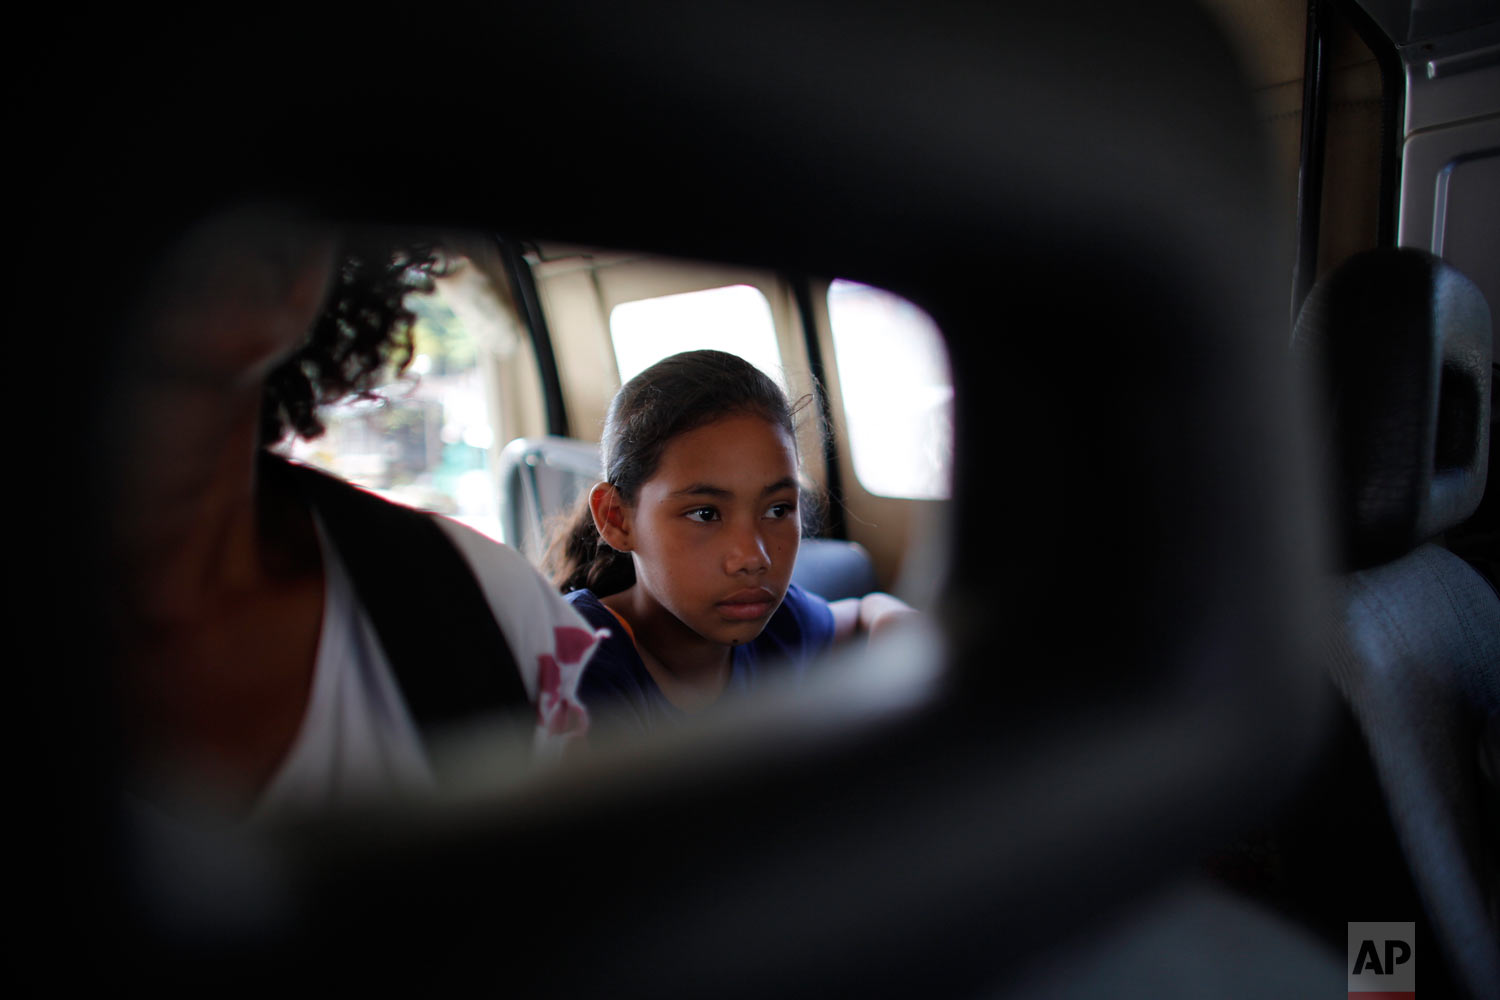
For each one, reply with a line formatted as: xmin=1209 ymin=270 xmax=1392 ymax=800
xmin=107 ymin=205 xmax=595 ymax=818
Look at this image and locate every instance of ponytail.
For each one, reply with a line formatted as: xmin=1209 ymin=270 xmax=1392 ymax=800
xmin=544 ymin=493 xmax=636 ymax=596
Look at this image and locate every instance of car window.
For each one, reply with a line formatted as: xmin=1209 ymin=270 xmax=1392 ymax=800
xmin=275 ymin=252 xmax=512 ymax=541
xmin=826 ymin=279 xmax=952 ymax=500
xmin=608 ymin=284 xmax=785 ymax=389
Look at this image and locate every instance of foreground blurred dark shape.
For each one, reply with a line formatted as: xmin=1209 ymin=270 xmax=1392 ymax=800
xmin=30 ymin=1 xmax=1341 ymax=994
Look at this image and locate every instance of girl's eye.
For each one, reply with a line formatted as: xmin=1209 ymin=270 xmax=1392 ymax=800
xmin=765 ymin=501 xmax=797 ymax=520
xmin=685 ymin=507 xmax=720 ymax=523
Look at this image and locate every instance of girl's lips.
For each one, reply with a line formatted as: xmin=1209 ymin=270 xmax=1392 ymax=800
xmin=716 ymin=589 xmax=777 ymax=620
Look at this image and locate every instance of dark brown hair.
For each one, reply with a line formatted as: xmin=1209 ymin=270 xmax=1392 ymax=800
xmin=259 ymin=233 xmax=447 ymax=445
xmin=546 ymin=349 xmax=813 ymax=595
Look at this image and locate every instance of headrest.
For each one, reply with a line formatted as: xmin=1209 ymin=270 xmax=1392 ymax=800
xmin=1294 ymin=248 xmax=1493 ymax=569
xmin=497 ymin=436 xmax=603 ymax=560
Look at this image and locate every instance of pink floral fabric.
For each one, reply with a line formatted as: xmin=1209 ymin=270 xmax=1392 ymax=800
xmin=536 ymin=625 xmax=603 ymax=738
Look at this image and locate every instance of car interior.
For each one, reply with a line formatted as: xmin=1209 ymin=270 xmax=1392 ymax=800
xmin=27 ymin=0 xmax=1499 ymax=995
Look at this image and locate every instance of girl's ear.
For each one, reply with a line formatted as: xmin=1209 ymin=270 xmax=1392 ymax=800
xmin=589 ymin=482 xmax=633 ymax=552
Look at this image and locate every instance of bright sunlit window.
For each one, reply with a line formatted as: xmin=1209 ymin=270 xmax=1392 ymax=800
xmin=827 ymin=279 xmax=952 ymax=500
xmin=277 ymin=254 xmax=510 ymax=541
xmin=609 ymin=284 xmax=784 ymax=389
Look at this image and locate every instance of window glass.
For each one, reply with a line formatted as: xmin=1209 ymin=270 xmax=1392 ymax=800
xmin=609 ymin=284 xmax=784 ymax=389
xmin=277 ymin=254 xmax=508 ymax=541
xmin=827 ymin=279 xmax=952 ymax=500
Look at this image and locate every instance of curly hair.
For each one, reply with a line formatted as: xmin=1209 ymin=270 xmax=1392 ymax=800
xmin=259 ymin=234 xmax=446 ymax=444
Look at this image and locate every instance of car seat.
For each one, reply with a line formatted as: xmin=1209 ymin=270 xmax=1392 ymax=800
xmin=1294 ymin=246 xmax=1500 ymax=999
xmin=497 ymin=435 xmax=603 ymax=562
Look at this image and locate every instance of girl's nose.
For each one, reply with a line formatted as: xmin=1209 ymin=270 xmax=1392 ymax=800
xmin=725 ymin=522 xmax=770 ymax=575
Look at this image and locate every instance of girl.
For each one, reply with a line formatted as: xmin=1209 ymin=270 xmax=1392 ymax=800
xmin=548 ymin=349 xmax=913 ymax=735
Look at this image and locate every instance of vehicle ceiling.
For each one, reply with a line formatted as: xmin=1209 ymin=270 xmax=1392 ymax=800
xmin=1351 ymin=0 xmax=1499 ymax=43
xmin=1201 ymin=0 xmax=1496 ymax=82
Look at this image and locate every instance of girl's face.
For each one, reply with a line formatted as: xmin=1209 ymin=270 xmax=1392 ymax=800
xmin=625 ymin=413 xmax=801 ymax=648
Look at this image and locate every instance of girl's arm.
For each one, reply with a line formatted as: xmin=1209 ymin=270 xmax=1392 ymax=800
xmin=829 ymin=591 xmax=918 ymax=643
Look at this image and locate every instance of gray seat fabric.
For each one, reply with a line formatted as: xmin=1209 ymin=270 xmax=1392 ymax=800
xmin=496 ymin=434 xmax=879 ymax=598
xmin=1324 ymin=545 xmax=1500 ymax=997
xmin=1295 ymin=247 xmax=1500 ymax=998
xmin=990 ymin=879 xmax=1344 ymax=1000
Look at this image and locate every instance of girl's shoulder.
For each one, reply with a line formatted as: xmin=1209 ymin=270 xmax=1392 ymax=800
xmin=565 ymin=589 xmax=666 ymax=732
xmin=564 ymin=589 xmax=633 ymax=646
xmin=564 ymin=586 xmax=610 ymax=617
xmin=563 ymin=589 xmax=645 ymax=672
xmin=755 ymin=583 xmax=837 ymax=661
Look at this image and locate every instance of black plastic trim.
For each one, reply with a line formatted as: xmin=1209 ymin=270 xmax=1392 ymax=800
xmin=1339 ymin=0 xmax=1404 ymax=248
xmin=792 ymin=276 xmax=848 ymax=540
xmin=499 ymin=237 xmax=570 ymax=438
xmin=1293 ymin=0 xmax=1333 ymax=326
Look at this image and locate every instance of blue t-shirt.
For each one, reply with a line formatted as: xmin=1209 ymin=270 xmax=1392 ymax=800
xmin=568 ymin=583 xmax=835 ymax=735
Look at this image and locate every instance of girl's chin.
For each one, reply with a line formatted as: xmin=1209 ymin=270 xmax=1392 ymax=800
xmin=709 ymin=619 xmax=773 ymax=648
